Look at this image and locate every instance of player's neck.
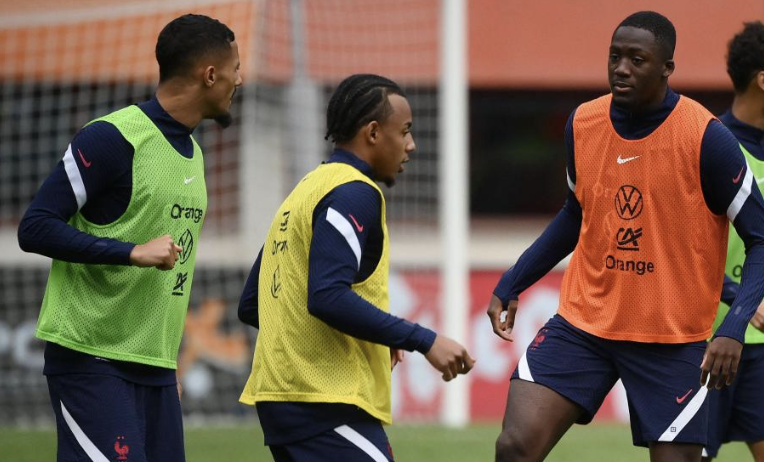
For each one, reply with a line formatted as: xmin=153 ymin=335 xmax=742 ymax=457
xmin=731 ymin=93 xmax=764 ymax=131
xmin=155 ymin=84 xmax=203 ymax=130
xmin=336 ymin=142 xmax=373 ymax=167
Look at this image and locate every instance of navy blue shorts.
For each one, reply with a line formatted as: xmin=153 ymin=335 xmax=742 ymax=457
xmin=269 ymin=419 xmax=394 ymax=462
xmin=511 ymin=315 xmax=708 ymax=447
xmin=46 ymin=373 xmax=184 ymax=462
xmin=704 ymin=343 xmax=764 ymax=457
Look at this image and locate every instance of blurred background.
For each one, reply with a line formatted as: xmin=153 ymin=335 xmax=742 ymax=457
xmin=1 ymin=0 xmax=763 ymax=460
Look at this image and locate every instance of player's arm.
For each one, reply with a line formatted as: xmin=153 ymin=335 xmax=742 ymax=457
xmin=17 ymin=122 xmax=180 ymax=269
xmin=238 ymin=246 xmax=263 ymax=328
xmin=308 ymin=182 xmax=473 ymax=381
xmin=699 ymin=119 xmax=764 ymax=388
xmin=488 ymin=109 xmax=581 ymax=341
xmin=720 ymin=274 xmax=739 ymax=307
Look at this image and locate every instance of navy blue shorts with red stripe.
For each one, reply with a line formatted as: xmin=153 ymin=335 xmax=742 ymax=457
xmin=46 ymin=373 xmax=184 ymax=462
xmin=511 ymin=314 xmax=708 ymax=447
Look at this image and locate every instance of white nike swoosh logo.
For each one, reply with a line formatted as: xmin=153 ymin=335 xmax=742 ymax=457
xmin=184 ymin=176 xmax=196 ymax=185
xmin=617 ymin=155 xmax=640 ymax=165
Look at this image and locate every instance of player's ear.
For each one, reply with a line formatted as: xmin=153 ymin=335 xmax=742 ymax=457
xmin=663 ymin=59 xmax=675 ymax=78
xmin=756 ymin=71 xmax=764 ymax=93
xmin=203 ymin=66 xmax=216 ymax=88
xmin=364 ymin=121 xmax=380 ymax=145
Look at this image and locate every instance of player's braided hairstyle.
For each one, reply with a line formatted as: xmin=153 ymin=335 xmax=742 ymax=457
xmin=727 ymin=21 xmax=764 ymax=94
xmin=325 ymin=74 xmax=406 ymax=144
xmin=615 ymin=11 xmax=676 ymax=61
xmin=156 ymin=14 xmax=235 ymax=82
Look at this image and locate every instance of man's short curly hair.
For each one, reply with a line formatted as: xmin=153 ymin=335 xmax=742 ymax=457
xmin=727 ymin=21 xmax=764 ymax=93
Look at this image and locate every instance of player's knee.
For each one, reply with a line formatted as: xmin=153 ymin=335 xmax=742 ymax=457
xmin=495 ymin=430 xmax=535 ymax=462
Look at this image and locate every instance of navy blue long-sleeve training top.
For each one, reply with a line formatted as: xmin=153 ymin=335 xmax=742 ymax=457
xmin=494 ymin=89 xmax=764 ymax=344
xmin=18 ymin=96 xmax=194 ymax=385
xmin=238 ymin=149 xmax=437 ymax=445
xmin=719 ymin=110 xmax=764 ymax=307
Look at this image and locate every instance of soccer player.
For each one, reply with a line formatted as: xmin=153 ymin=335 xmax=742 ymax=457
xmin=486 ymin=11 xmax=764 ymax=462
xmin=17 ymin=14 xmax=241 ymax=462
xmin=238 ymin=74 xmax=475 ymax=462
xmin=704 ymin=20 xmax=764 ymax=462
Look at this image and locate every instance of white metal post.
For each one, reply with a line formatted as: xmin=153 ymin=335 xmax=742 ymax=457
xmin=439 ymin=0 xmax=470 ymax=427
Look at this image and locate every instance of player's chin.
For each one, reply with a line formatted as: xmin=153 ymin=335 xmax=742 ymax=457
xmin=213 ymin=111 xmax=233 ymax=129
xmin=610 ymin=93 xmax=637 ymax=110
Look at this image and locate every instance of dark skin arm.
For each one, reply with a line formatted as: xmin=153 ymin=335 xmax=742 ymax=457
xmin=487 ymin=296 xmax=518 ymax=342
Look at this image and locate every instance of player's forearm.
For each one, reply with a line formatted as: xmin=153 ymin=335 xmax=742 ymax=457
xmin=309 ymin=285 xmax=436 ymax=353
xmin=18 ymin=208 xmax=134 ymax=264
xmin=493 ymin=193 xmax=581 ymax=304
xmin=716 ymin=245 xmax=764 ymax=342
xmin=720 ymin=274 xmax=740 ymax=307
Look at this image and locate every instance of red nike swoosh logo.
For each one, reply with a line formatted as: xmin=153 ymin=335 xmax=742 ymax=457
xmin=78 ymin=149 xmax=92 ymax=168
xmin=733 ymin=167 xmax=744 ymax=184
xmin=349 ymin=214 xmax=364 ymax=233
xmin=676 ymin=389 xmax=693 ymax=404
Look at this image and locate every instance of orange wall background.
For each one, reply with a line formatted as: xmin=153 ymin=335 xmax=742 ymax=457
xmin=471 ymin=0 xmax=764 ymax=89
xmin=1 ymin=0 xmax=762 ymax=89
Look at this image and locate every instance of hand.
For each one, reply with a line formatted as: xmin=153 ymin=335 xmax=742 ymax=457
xmin=130 ymin=234 xmax=183 ymax=270
xmin=487 ymin=295 xmax=517 ymax=342
xmin=177 ymin=380 xmax=183 ymax=400
xmin=424 ymin=335 xmax=475 ymax=382
xmin=391 ymin=349 xmax=404 ymax=371
xmin=750 ymin=302 xmax=764 ymax=332
xmin=700 ymin=336 xmax=743 ymax=389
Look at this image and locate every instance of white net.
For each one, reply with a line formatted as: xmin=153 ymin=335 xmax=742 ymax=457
xmin=0 ymin=0 xmax=448 ymax=425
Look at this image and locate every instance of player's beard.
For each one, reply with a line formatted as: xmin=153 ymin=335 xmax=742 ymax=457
xmin=214 ymin=112 xmax=233 ymax=128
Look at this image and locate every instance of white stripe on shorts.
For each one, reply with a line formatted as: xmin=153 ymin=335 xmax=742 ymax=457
xmin=60 ymin=400 xmax=110 ymax=462
xmin=517 ymin=351 xmax=535 ymax=382
xmin=334 ymin=424 xmax=389 ymax=462
xmin=657 ymin=387 xmax=708 ymax=442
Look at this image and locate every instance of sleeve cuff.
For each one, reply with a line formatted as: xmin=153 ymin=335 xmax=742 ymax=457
xmin=409 ymin=326 xmax=437 ymax=354
xmin=118 ymin=242 xmax=136 ymax=265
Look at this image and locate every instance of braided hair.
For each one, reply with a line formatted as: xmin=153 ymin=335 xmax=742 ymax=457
xmin=325 ymin=74 xmax=406 ymax=144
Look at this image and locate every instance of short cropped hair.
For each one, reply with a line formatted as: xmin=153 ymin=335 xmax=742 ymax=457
xmin=156 ymin=14 xmax=235 ymax=82
xmin=615 ymin=11 xmax=676 ymax=61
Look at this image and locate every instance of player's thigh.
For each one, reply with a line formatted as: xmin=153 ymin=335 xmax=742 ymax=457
xmin=615 ymin=341 xmax=707 ymax=449
xmin=270 ymin=420 xmax=394 ymax=462
xmin=47 ymin=374 xmax=147 ymax=462
xmin=508 ymin=315 xmax=619 ymax=424
xmin=497 ymin=315 xmax=618 ymax=460
xmin=143 ymin=383 xmax=185 ymax=462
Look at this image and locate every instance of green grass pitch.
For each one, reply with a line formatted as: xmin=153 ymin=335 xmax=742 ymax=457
xmin=0 ymin=423 xmax=752 ymax=461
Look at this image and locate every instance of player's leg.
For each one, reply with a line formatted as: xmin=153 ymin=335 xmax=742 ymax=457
xmin=747 ymin=440 xmax=764 ymax=462
xmin=144 ymin=382 xmax=186 ymax=462
xmin=496 ymin=380 xmax=581 ymax=462
xmin=269 ymin=419 xmax=394 ymax=462
xmin=613 ymin=340 xmax=707 ymax=462
xmin=495 ymin=315 xmax=619 ymax=462
xmin=46 ymin=373 xmax=147 ymax=462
